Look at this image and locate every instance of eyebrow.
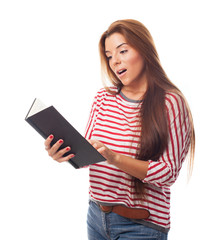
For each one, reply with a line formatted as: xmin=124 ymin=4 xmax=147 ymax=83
xmin=105 ymin=42 xmax=128 ymax=54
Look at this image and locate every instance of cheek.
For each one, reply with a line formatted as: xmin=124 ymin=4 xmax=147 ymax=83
xmin=109 ymin=62 xmax=113 ymax=71
xmin=128 ymin=54 xmax=144 ymax=73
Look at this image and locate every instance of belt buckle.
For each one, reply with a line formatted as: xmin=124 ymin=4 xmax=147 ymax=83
xmin=100 ymin=205 xmax=113 ymax=213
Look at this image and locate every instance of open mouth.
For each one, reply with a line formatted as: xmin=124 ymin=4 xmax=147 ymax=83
xmin=117 ymin=69 xmax=127 ymax=76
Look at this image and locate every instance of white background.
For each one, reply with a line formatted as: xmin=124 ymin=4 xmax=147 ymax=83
xmin=0 ymin=0 xmax=207 ymax=239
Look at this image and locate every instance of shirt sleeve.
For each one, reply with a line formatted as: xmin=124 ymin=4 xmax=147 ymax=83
xmin=84 ymin=95 xmax=98 ymax=140
xmin=84 ymin=88 xmax=106 ymax=140
xmin=142 ymin=93 xmax=191 ymax=187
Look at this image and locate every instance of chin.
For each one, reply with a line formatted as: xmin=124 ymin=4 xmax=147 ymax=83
xmin=120 ymin=78 xmax=133 ymax=86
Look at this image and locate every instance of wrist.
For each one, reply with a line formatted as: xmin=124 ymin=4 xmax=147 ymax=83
xmin=112 ymin=152 xmax=121 ymax=166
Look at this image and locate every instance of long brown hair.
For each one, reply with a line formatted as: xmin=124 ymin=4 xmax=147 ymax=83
xmin=99 ymin=19 xmax=195 ymax=197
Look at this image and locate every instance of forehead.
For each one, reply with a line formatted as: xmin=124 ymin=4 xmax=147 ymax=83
xmin=105 ymin=33 xmax=127 ymax=51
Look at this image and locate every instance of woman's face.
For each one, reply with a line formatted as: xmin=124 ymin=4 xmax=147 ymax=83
xmin=105 ymin=33 xmax=146 ymax=88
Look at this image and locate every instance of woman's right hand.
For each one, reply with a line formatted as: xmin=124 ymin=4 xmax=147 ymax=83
xmin=44 ymin=134 xmax=75 ymax=163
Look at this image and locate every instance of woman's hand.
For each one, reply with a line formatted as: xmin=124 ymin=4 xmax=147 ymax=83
xmin=88 ymin=139 xmax=118 ymax=165
xmin=44 ymin=134 xmax=75 ymax=163
xmin=89 ymin=139 xmax=149 ymax=179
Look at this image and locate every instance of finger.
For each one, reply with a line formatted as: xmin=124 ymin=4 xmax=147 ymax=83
xmin=56 ymin=153 xmax=75 ymax=163
xmin=52 ymin=146 xmax=71 ymax=160
xmin=88 ymin=139 xmax=94 ymax=145
xmin=44 ymin=134 xmax=54 ymax=150
xmin=48 ymin=139 xmax=64 ymax=157
xmin=88 ymin=139 xmax=100 ymax=149
xmin=97 ymin=146 xmax=105 ymax=154
xmin=93 ymin=143 xmax=98 ymax=149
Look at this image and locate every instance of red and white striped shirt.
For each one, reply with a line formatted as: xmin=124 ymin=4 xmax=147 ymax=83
xmin=85 ymin=87 xmax=191 ymax=231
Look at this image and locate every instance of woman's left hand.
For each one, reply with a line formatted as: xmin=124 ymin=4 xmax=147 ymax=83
xmin=88 ymin=139 xmax=118 ymax=165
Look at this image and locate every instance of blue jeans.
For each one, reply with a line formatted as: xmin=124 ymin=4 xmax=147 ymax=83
xmin=87 ymin=201 xmax=168 ymax=240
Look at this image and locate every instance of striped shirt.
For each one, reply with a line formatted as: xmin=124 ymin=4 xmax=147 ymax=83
xmin=85 ymin=87 xmax=191 ymax=232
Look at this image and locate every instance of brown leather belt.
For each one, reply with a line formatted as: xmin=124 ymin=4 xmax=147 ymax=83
xmin=99 ymin=204 xmax=150 ymax=220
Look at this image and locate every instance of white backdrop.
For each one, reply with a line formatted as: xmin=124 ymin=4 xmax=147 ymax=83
xmin=0 ymin=0 xmax=207 ymax=239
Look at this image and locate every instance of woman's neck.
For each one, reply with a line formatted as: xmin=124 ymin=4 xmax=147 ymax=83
xmin=121 ymin=78 xmax=147 ymax=101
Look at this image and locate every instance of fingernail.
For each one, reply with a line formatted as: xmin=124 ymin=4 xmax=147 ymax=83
xmin=59 ymin=139 xmax=63 ymax=144
xmin=66 ymin=147 xmax=70 ymax=151
xmin=49 ymin=135 xmax=54 ymax=139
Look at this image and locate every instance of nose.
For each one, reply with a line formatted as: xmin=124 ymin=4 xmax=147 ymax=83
xmin=111 ymin=53 xmax=121 ymax=67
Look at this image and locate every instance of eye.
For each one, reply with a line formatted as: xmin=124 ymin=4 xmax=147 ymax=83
xmin=120 ymin=50 xmax=128 ymax=54
xmin=106 ymin=55 xmax=112 ymax=61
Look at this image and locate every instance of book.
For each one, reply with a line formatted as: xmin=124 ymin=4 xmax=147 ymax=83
xmin=25 ymin=98 xmax=106 ymax=168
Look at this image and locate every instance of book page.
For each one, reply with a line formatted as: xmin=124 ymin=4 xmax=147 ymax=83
xmin=26 ymin=98 xmax=48 ymax=118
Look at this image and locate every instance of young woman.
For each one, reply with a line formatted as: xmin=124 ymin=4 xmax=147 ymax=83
xmin=44 ymin=19 xmax=195 ymax=240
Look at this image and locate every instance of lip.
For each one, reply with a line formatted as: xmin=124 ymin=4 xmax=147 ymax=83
xmin=116 ymin=68 xmax=127 ymax=78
